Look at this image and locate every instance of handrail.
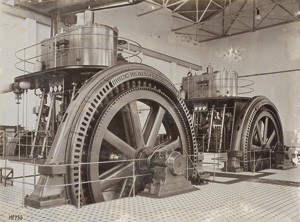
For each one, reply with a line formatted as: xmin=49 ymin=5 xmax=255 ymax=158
xmin=15 ymin=33 xmax=142 ymax=75
xmin=238 ymin=78 xmax=254 ymax=95
xmin=9 ymin=154 xmax=198 ymax=208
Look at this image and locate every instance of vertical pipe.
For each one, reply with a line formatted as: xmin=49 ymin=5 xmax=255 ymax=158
xmin=253 ymin=150 xmax=255 ymax=173
xmin=226 ymin=150 xmax=228 ymax=173
xmin=217 ymin=153 xmax=220 ymax=170
xmin=219 ymin=104 xmax=227 ymax=151
xmin=78 ymin=163 xmax=81 ymax=208
xmin=51 ymin=93 xmax=56 ymax=137
xmin=50 ymin=14 xmax=54 ymax=37
xmin=22 ymin=162 xmax=25 ymax=207
xmin=207 ymin=105 xmax=215 ymax=152
xmin=34 ymin=158 xmax=36 ymax=188
xmin=253 ymin=0 xmax=256 ymax=30
xmin=3 ymin=130 xmax=6 ymax=160
xmin=186 ymin=153 xmax=188 ymax=179
xmin=24 ymin=49 xmax=26 ymax=75
xmin=4 ymin=158 xmax=7 ymax=187
xmin=133 ymin=161 xmax=135 ymax=197
xmin=229 ymin=102 xmax=237 ymax=149
xmin=269 ymin=149 xmax=271 ymax=169
xmin=25 ymin=90 xmax=28 ymax=156
xmin=54 ymin=35 xmax=57 ymax=68
xmin=41 ymin=95 xmax=55 ymax=157
xmin=51 ymin=13 xmax=58 ymax=37
xmin=17 ymin=100 xmax=20 ymax=161
xmin=213 ymin=153 xmax=215 ymax=181
xmin=22 ymin=92 xmax=25 ymax=128
xmin=30 ymin=91 xmax=46 ymax=157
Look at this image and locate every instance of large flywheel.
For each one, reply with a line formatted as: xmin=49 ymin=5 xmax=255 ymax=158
xmin=63 ymin=63 xmax=197 ymax=205
xmin=239 ymin=96 xmax=284 ymax=172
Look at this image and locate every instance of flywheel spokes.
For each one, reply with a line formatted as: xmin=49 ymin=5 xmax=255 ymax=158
xmin=69 ymin=79 xmax=192 ymax=205
xmin=103 ymin=130 xmax=136 ymax=159
xmin=249 ymin=110 xmax=281 ymax=171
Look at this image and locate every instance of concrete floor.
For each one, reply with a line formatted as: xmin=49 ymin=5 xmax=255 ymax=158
xmin=0 ymin=158 xmax=300 ymax=222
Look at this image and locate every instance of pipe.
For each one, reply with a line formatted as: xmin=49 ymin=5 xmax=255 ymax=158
xmin=0 ymin=82 xmax=31 ymax=94
xmin=207 ymin=105 xmax=215 ymax=152
xmin=84 ymin=9 xmax=94 ymax=25
xmin=219 ymin=104 xmax=227 ymax=151
xmin=30 ymin=91 xmax=46 ymax=158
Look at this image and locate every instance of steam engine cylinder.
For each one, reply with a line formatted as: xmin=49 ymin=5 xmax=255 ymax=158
xmin=182 ymin=69 xmax=238 ymax=99
xmin=41 ymin=21 xmax=118 ymax=69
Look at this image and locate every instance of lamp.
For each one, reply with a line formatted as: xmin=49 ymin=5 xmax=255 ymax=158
xmin=255 ymin=8 xmax=261 ymax=21
xmin=296 ymin=0 xmax=300 ymax=16
xmin=295 ymin=4 xmax=300 ymax=16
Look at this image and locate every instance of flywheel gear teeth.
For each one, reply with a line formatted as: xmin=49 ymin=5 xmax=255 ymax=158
xmin=68 ymin=77 xmax=197 ymax=205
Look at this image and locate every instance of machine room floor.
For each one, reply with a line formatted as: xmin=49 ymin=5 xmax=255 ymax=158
xmin=0 ymin=160 xmax=299 ymax=222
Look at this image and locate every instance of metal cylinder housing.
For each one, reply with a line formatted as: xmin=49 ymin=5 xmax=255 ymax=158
xmin=41 ymin=24 xmax=118 ymax=69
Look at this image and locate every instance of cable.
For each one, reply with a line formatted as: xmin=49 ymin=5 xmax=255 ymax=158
xmin=239 ymin=68 xmax=300 ymax=78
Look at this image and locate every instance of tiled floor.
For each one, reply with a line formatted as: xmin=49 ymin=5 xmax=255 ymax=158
xmin=0 ymin=159 xmax=300 ymax=222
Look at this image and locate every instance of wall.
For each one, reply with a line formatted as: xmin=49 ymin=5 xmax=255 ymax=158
xmin=196 ymin=22 xmax=300 ymax=145
xmin=92 ymin=5 xmax=300 ymax=145
xmin=0 ymin=10 xmax=50 ymax=129
xmin=0 ymin=3 xmax=299 ymax=146
xmin=0 ymin=4 xmax=200 ymax=129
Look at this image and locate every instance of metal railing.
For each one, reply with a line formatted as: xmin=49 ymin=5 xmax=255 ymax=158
xmin=9 ymin=152 xmax=200 ymax=208
xmin=15 ymin=33 xmax=142 ymax=75
xmin=240 ymin=149 xmax=273 ymax=173
xmin=237 ymin=78 xmax=254 ymax=96
xmin=201 ymin=152 xmax=228 ymax=181
xmin=2 ymin=148 xmax=274 ymax=208
xmin=3 ymin=130 xmax=49 ymax=160
xmin=201 ymin=149 xmax=273 ymax=181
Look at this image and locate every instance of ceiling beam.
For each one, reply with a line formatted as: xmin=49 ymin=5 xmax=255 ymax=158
xmin=202 ymin=23 xmax=248 ymax=31
xmin=172 ymin=14 xmax=195 ymax=23
xmin=236 ymin=18 xmax=252 ymax=29
xmin=198 ymin=0 xmax=212 ymax=22
xmin=172 ymin=0 xmax=189 ymax=12
xmin=198 ymin=27 xmax=220 ymax=36
xmin=255 ymin=3 xmax=278 ymax=29
xmin=198 ymin=19 xmax=299 ymax=44
xmin=176 ymin=10 xmax=219 ymax=13
xmin=211 ymin=0 xmax=224 ymax=9
xmin=222 ymin=0 xmax=226 ymax=36
xmin=275 ymin=1 xmax=300 ymax=21
xmin=171 ymin=0 xmax=291 ymax=33
xmin=175 ymin=32 xmax=216 ymax=37
xmin=172 ymin=0 xmax=237 ymax=32
xmin=137 ymin=6 xmax=163 ymax=17
xmin=224 ymin=0 xmax=248 ymax=36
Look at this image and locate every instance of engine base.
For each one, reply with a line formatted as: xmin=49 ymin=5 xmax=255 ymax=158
xmin=140 ymin=166 xmax=196 ymax=198
xmin=24 ymin=195 xmax=65 ymax=209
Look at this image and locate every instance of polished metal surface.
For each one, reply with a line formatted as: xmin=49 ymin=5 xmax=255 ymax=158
xmin=41 ymin=24 xmax=118 ymax=69
xmin=182 ymin=70 xmax=238 ymax=99
xmin=183 ymin=70 xmax=283 ymax=173
xmin=24 ymin=63 xmax=198 ymax=208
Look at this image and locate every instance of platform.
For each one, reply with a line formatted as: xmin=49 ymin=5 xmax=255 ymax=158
xmin=0 ymin=159 xmax=300 ymax=222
